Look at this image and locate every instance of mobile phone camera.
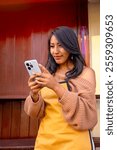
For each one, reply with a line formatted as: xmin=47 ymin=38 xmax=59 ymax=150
xmin=26 ymin=63 xmax=33 ymax=70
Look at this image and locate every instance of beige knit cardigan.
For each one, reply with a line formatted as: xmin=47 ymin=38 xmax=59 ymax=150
xmin=24 ymin=67 xmax=98 ymax=130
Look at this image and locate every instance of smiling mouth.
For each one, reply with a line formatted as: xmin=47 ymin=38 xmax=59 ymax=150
xmin=54 ymin=56 xmax=62 ymax=59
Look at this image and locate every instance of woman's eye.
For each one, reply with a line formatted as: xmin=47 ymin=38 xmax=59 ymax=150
xmin=50 ymin=45 xmax=54 ymax=48
xmin=58 ymin=44 xmax=62 ymax=47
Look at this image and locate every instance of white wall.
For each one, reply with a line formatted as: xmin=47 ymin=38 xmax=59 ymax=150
xmin=88 ymin=2 xmax=100 ymax=95
xmin=88 ymin=1 xmax=100 ymax=138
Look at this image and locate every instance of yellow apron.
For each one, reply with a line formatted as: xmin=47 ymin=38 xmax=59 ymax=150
xmin=35 ymin=82 xmax=92 ymax=150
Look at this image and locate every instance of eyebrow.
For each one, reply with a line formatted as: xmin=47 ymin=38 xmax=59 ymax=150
xmin=50 ymin=42 xmax=60 ymax=45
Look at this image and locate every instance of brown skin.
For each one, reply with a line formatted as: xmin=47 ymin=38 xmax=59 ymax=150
xmin=28 ymin=35 xmax=74 ymax=102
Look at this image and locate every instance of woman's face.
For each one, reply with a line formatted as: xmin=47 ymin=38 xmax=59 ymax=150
xmin=50 ymin=35 xmax=70 ymax=65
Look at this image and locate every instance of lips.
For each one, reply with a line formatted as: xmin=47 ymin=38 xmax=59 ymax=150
xmin=54 ymin=56 xmax=62 ymax=60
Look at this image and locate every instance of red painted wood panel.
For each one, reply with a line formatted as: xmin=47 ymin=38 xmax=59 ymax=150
xmin=0 ymin=1 xmax=78 ymax=37
xmin=20 ymin=101 xmax=30 ymax=137
xmin=0 ymin=0 xmax=89 ymax=141
xmin=0 ymin=1 xmax=84 ymax=98
xmin=1 ymin=101 xmax=12 ymax=138
xmin=0 ymin=103 xmax=2 ymax=137
xmin=11 ymin=101 xmax=21 ymax=138
xmin=0 ymin=100 xmax=39 ymax=138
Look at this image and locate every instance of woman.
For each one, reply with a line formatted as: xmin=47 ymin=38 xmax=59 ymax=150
xmin=24 ymin=26 xmax=97 ymax=150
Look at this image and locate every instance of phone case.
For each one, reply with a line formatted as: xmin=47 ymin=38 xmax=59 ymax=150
xmin=24 ymin=59 xmax=41 ymax=76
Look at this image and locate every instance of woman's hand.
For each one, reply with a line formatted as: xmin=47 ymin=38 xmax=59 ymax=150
xmin=35 ymin=64 xmax=58 ymax=90
xmin=28 ymin=74 xmax=42 ymax=102
xmin=35 ymin=64 xmax=66 ymax=99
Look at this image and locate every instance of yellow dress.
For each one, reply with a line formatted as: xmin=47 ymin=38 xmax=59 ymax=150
xmin=34 ymin=82 xmax=93 ymax=150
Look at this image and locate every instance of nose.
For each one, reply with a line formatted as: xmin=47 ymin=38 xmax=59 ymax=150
xmin=54 ymin=46 xmax=60 ymax=53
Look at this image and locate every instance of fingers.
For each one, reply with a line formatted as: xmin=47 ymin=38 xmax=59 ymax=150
xmin=28 ymin=80 xmax=42 ymax=94
xmin=28 ymin=80 xmax=37 ymax=88
xmin=28 ymin=75 xmax=42 ymax=89
xmin=30 ymin=84 xmax=39 ymax=90
xmin=28 ymin=64 xmax=52 ymax=89
xmin=35 ymin=77 xmax=46 ymax=86
xmin=36 ymin=65 xmax=50 ymax=79
xmin=39 ymin=64 xmax=49 ymax=73
xmin=27 ymin=73 xmax=43 ymax=96
xmin=28 ymin=74 xmax=36 ymax=83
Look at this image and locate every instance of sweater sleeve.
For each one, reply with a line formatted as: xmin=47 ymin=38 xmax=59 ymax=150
xmin=24 ymin=94 xmax=45 ymax=119
xmin=58 ymin=67 xmax=98 ymax=130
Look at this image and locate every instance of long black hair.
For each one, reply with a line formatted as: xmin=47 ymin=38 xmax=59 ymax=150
xmin=46 ymin=26 xmax=86 ymax=80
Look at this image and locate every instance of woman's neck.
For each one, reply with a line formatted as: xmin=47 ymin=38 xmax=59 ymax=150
xmin=56 ymin=61 xmax=74 ymax=75
xmin=54 ymin=61 xmax=74 ymax=82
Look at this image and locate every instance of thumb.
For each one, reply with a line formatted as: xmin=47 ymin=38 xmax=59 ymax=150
xmin=39 ymin=64 xmax=49 ymax=73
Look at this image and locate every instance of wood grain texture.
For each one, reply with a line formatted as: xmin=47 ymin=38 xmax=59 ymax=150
xmin=1 ymin=101 xmax=12 ymax=138
xmin=0 ymin=100 xmax=39 ymax=138
xmin=20 ymin=101 xmax=30 ymax=137
xmin=11 ymin=101 xmax=21 ymax=138
xmin=0 ymin=0 xmax=88 ymax=98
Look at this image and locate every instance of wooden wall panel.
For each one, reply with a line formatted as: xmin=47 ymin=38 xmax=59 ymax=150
xmin=0 ymin=100 xmax=39 ymax=139
xmin=0 ymin=103 xmax=2 ymax=136
xmin=0 ymin=38 xmax=15 ymax=97
xmin=20 ymin=101 xmax=30 ymax=137
xmin=11 ymin=101 xmax=21 ymax=138
xmin=31 ymin=33 xmax=48 ymax=65
xmin=1 ymin=101 xmax=12 ymax=138
xmin=0 ymin=1 xmax=83 ymax=99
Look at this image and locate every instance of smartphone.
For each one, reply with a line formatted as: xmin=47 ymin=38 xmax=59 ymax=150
xmin=24 ymin=59 xmax=41 ymax=76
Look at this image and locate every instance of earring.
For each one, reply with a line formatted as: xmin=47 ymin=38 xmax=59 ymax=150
xmin=71 ymin=55 xmax=73 ymax=60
